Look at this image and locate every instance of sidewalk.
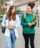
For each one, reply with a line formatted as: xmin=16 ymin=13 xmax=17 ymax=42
xmin=0 ymin=26 xmax=40 ymax=48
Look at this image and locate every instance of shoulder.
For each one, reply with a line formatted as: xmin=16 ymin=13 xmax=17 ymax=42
xmin=21 ymin=13 xmax=24 ymax=19
xmin=3 ymin=14 xmax=7 ymax=19
xmin=22 ymin=13 xmax=24 ymax=16
xmin=22 ymin=13 xmax=27 ymax=17
xmin=33 ymin=13 xmax=37 ymax=17
xmin=16 ymin=15 xmax=19 ymax=19
xmin=3 ymin=14 xmax=7 ymax=17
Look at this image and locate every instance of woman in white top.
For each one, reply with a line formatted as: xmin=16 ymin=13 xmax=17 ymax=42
xmin=1 ymin=6 xmax=20 ymax=48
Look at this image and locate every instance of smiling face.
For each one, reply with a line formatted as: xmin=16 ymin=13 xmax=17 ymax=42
xmin=11 ymin=6 xmax=16 ymax=21
xmin=27 ymin=6 xmax=32 ymax=14
xmin=11 ymin=7 xmax=16 ymax=15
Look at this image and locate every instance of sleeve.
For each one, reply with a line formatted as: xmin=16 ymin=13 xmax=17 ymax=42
xmin=15 ymin=15 xmax=20 ymax=28
xmin=1 ymin=14 xmax=6 ymax=27
xmin=32 ymin=14 xmax=37 ymax=27
xmin=34 ymin=14 xmax=37 ymax=27
xmin=21 ymin=14 xmax=28 ymax=27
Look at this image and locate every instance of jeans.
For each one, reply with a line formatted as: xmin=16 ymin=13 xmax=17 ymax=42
xmin=23 ymin=33 xmax=35 ymax=48
xmin=5 ymin=30 xmax=16 ymax=48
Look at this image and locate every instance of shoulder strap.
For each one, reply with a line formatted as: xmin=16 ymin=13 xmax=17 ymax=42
xmin=24 ymin=13 xmax=26 ymax=19
xmin=33 ymin=13 xmax=35 ymax=21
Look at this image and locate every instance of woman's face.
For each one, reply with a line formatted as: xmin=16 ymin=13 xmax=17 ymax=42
xmin=27 ymin=6 xmax=32 ymax=14
xmin=12 ymin=7 xmax=16 ymax=14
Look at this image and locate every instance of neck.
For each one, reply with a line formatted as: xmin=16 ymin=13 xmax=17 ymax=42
xmin=27 ymin=11 xmax=32 ymax=15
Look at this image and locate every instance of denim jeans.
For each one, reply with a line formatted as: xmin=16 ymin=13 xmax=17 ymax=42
xmin=5 ymin=30 xmax=16 ymax=48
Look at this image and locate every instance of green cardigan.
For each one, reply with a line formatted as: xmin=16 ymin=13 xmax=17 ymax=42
xmin=21 ymin=12 xmax=37 ymax=34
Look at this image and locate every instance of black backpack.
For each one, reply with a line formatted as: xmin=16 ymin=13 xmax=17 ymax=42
xmin=2 ymin=26 xmax=6 ymax=33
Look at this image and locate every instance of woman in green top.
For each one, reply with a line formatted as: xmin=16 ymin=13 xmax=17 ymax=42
xmin=21 ymin=2 xmax=37 ymax=48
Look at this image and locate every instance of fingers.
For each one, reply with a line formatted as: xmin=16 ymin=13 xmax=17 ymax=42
xmin=32 ymin=22 xmax=35 ymax=25
xmin=28 ymin=23 xmax=32 ymax=27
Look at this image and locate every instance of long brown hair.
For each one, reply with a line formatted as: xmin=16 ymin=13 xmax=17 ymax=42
xmin=7 ymin=6 xmax=16 ymax=21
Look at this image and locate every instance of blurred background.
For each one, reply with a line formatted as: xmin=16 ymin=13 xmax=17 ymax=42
xmin=0 ymin=0 xmax=40 ymax=48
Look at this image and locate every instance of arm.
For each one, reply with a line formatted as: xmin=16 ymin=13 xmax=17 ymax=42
xmin=9 ymin=15 xmax=20 ymax=28
xmin=29 ymin=14 xmax=37 ymax=27
xmin=21 ymin=14 xmax=28 ymax=27
xmin=32 ymin=14 xmax=37 ymax=27
xmin=1 ymin=14 xmax=12 ymax=28
xmin=15 ymin=15 xmax=20 ymax=28
xmin=1 ymin=14 xmax=7 ymax=27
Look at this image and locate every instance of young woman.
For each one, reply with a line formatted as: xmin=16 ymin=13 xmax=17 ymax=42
xmin=21 ymin=2 xmax=37 ymax=48
xmin=1 ymin=6 xmax=20 ymax=48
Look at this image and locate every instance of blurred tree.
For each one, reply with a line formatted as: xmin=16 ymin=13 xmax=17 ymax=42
xmin=0 ymin=0 xmax=5 ymax=7
xmin=16 ymin=9 xmax=21 ymax=14
xmin=0 ymin=0 xmax=6 ymax=14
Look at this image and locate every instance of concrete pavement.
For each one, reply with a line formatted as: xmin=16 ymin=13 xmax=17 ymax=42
xmin=0 ymin=26 xmax=40 ymax=48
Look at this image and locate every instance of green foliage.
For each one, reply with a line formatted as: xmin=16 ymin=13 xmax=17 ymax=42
xmin=0 ymin=0 xmax=5 ymax=5
xmin=0 ymin=11 xmax=5 ymax=15
xmin=0 ymin=16 xmax=3 ymax=18
xmin=16 ymin=10 xmax=21 ymax=14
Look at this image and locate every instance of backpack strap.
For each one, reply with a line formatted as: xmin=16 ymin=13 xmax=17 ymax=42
xmin=24 ymin=13 xmax=26 ymax=19
xmin=33 ymin=13 xmax=35 ymax=21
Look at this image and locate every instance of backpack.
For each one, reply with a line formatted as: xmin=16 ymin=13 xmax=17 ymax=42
xmin=2 ymin=26 xmax=6 ymax=33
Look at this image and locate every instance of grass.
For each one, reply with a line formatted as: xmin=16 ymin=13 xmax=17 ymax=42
xmin=0 ymin=11 xmax=5 ymax=18
xmin=0 ymin=16 xmax=3 ymax=18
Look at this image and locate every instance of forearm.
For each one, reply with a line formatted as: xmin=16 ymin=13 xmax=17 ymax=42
xmin=4 ymin=25 xmax=9 ymax=28
xmin=4 ymin=25 xmax=11 ymax=28
xmin=28 ymin=22 xmax=35 ymax=27
xmin=10 ymin=25 xmax=16 ymax=28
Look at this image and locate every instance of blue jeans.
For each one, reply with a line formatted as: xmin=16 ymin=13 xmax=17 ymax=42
xmin=5 ymin=30 xmax=16 ymax=48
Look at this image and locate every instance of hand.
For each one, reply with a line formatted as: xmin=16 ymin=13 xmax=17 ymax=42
xmin=31 ymin=22 xmax=35 ymax=25
xmin=28 ymin=22 xmax=35 ymax=27
xmin=8 ymin=24 xmax=16 ymax=27
xmin=5 ymin=24 xmax=13 ymax=28
xmin=5 ymin=25 xmax=10 ymax=28
xmin=28 ymin=23 xmax=32 ymax=27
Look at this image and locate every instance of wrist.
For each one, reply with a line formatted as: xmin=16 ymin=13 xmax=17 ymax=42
xmin=32 ymin=22 xmax=35 ymax=25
